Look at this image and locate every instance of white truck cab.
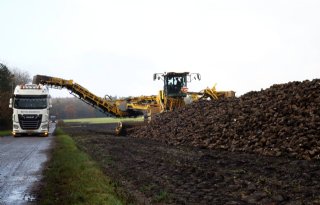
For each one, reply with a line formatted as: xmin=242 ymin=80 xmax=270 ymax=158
xmin=9 ymin=84 xmax=52 ymax=136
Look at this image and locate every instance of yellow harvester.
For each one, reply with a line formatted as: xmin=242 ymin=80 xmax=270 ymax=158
xmin=33 ymin=72 xmax=235 ymax=133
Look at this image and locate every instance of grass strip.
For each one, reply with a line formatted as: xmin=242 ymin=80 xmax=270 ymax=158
xmin=38 ymin=128 xmax=124 ymax=205
xmin=63 ymin=117 xmax=143 ymax=124
xmin=0 ymin=130 xmax=11 ymax=136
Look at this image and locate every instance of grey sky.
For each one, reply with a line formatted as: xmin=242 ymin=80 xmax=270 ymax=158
xmin=1 ymin=0 xmax=319 ymax=98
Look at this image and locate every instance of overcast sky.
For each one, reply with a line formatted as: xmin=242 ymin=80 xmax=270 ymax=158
xmin=1 ymin=0 xmax=319 ymax=98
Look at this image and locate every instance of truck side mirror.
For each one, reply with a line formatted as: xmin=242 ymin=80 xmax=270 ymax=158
xmin=153 ymin=74 xmax=157 ymax=81
xmin=9 ymin=98 xmax=12 ymax=108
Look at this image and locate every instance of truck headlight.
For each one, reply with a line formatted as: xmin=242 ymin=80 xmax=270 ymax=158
xmin=13 ymin=124 xmax=19 ymax=129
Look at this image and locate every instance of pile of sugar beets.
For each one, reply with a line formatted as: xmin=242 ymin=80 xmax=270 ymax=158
xmin=132 ymin=79 xmax=320 ymax=160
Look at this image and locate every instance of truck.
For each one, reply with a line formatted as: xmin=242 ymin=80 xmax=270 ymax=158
xmin=9 ymin=84 xmax=52 ymax=137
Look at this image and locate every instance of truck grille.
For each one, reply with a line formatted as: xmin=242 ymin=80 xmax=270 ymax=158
xmin=18 ymin=114 xmax=42 ymax=130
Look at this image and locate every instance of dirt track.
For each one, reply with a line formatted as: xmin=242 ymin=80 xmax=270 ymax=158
xmin=63 ymin=123 xmax=320 ymax=205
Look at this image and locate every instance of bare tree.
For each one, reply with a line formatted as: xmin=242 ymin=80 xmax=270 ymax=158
xmin=11 ymin=68 xmax=31 ymax=86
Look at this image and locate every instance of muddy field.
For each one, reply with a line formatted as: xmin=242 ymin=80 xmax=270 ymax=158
xmin=61 ymin=79 xmax=320 ymax=204
xmin=63 ymin=123 xmax=320 ymax=205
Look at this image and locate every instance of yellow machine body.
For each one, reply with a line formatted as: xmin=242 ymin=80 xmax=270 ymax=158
xmin=32 ymin=73 xmax=235 ymax=122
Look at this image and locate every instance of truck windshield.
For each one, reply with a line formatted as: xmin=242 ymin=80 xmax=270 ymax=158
xmin=14 ymin=95 xmax=48 ymax=109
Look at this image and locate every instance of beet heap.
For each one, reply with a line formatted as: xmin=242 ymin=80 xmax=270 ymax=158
xmin=132 ymin=79 xmax=320 ymax=160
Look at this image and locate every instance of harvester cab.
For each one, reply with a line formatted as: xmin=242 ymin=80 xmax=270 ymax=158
xmin=154 ymin=72 xmax=201 ymax=98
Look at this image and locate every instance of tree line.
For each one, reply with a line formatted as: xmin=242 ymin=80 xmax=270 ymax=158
xmin=0 ymin=63 xmax=31 ymax=129
xmin=50 ymin=97 xmax=108 ymax=119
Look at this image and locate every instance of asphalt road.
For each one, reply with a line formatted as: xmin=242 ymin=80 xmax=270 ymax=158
xmin=0 ymin=123 xmax=55 ymax=205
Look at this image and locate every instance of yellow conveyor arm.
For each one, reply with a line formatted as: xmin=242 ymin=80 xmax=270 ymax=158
xmin=33 ymin=75 xmax=128 ymax=117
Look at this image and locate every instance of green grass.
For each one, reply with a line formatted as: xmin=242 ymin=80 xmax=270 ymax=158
xmin=63 ymin=117 xmax=143 ymax=124
xmin=0 ymin=130 xmax=11 ymax=136
xmin=38 ymin=129 xmax=125 ymax=205
xmin=153 ymin=190 xmax=169 ymax=203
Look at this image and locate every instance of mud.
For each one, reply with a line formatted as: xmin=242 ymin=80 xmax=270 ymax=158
xmin=64 ymin=123 xmax=320 ymax=205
